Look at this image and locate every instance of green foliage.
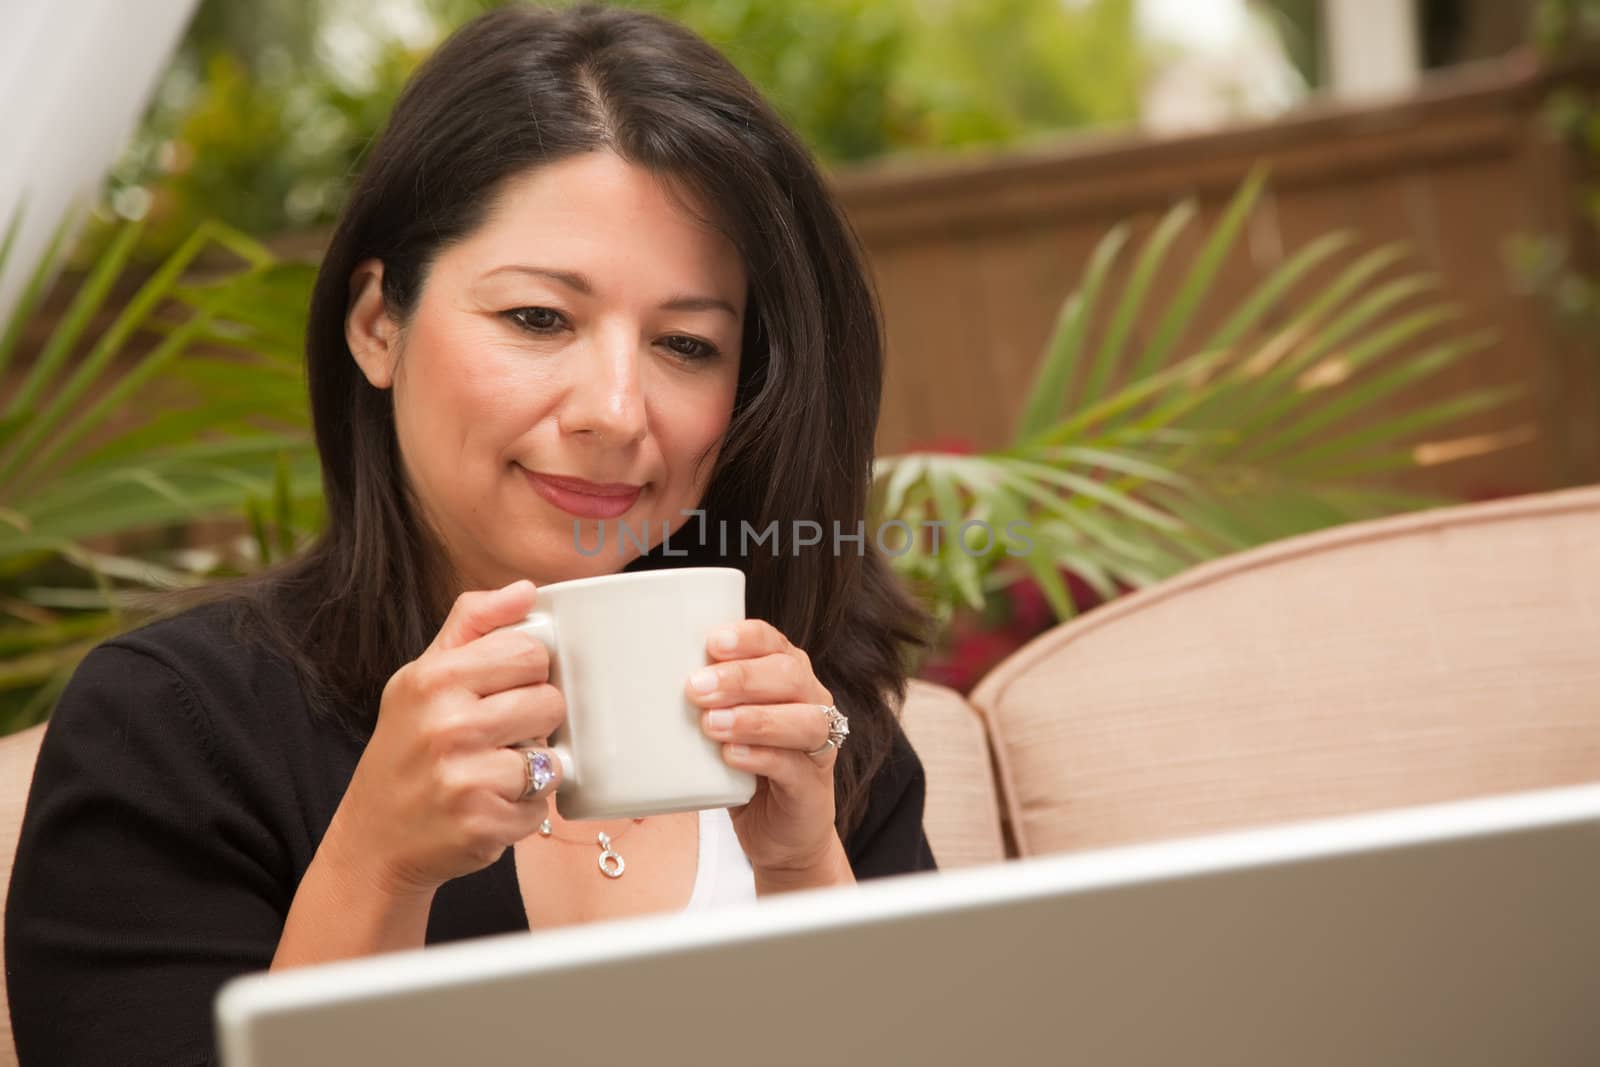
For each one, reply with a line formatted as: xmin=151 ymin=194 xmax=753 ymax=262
xmin=873 ymin=172 xmax=1518 ymax=627
xmin=1255 ymin=0 xmax=1322 ymax=88
xmin=92 ymin=0 xmax=1140 ymax=263
xmin=626 ymin=0 xmax=1141 ymax=157
xmin=890 ymin=0 xmax=1139 ymax=148
xmin=92 ymin=0 xmax=421 ymax=267
xmin=1535 ymin=0 xmax=1600 ymax=44
xmin=1509 ymin=0 xmax=1600 ymax=341
xmin=6 ymin=171 xmax=1520 ymax=727
xmin=589 ymin=0 xmax=917 ymax=163
xmin=0 ymin=207 xmax=321 ymax=731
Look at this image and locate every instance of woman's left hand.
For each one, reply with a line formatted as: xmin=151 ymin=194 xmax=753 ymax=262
xmin=686 ymin=620 xmax=853 ymax=889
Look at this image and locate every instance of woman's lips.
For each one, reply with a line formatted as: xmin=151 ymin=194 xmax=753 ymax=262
xmin=522 ymin=469 xmax=643 ymax=519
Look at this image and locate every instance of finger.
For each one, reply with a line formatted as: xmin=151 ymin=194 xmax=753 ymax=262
xmin=430 ymin=581 xmax=539 ymax=653
xmin=436 ymin=745 xmax=557 ymax=812
xmin=476 ymin=683 xmax=567 ymax=749
xmin=704 ymin=619 xmax=792 ymax=661
xmin=427 ymin=628 xmax=550 ymax=697
xmin=686 ymin=653 xmax=826 ymax=708
xmin=721 ymin=743 xmax=834 ymax=790
xmin=700 ymin=702 xmax=833 ymax=755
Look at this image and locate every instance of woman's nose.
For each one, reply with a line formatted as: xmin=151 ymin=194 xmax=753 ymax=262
xmin=559 ymin=333 xmax=647 ymax=445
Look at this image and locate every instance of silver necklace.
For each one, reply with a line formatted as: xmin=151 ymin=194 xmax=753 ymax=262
xmin=538 ymin=817 xmax=640 ymax=879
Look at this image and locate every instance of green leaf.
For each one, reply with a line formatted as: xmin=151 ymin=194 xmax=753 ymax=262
xmin=70 ymin=398 xmax=307 ymax=474
xmin=999 ymin=458 xmax=1183 ymax=530
xmin=1141 ymin=485 xmax=1257 ymax=552
xmin=35 ymin=435 xmax=312 ymax=500
xmin=0 ymin=202 xmax=81 ymax=381
xmin=1081 ymin=199 xmax=1197 ymax=406
xmin=1050 ymin=501 xmax=1168 ymax=567
xmin=1127 ymin=166 xmax=1266 ymax=384
xmin=0 ymin=410 xmax=30 ymax=455
xmin=1019 ymin=444 xmax=1195 ymax=490
xmin=245 ymin=496 xmax=273 ymax=565
xmin=0 ymin=220 xmax=259 ymax=488
xmin=3 ymin=219 xmax=145 ymax=421
xmin=1019 ymin=550 xmax=1077 ymax=620
xmin=1014 ymin=223 xmax=1130 ymax=443
xmin=1234 ymin=249 xmax=1421 ymax=404
xmin=1028 ymin=520 xmax=1134 ymax=597
xmin=1038 ymin=345 xmax=1231 ymax=446
xmin=923 ymin=460 xmax=984 ymax=610
xmin=877 ymin=454 xmax=925 ymax=519
xmin=16 ymin=316 xmax=212 ymax=489
xmin=174 ymin=259 xmax=315 ymax=352
xmin=0 ymin=640 xmax=99 ymax=693
xmin=1250 ymin=332 xmax=1494 ymax=463
xmin=6 ymin=451 xmax=322 ymax=549
xmin=0 ymin=613 xmax=117 ymax=657
xmin=1279 ymin=387 xmax=1524 ymax=476
xmin=1196 ymin=230 xmax=1356 ymax=356
xmin=273 ymin=451 xmax=296 ymax=559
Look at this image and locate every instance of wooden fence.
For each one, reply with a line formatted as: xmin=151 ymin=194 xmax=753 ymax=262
xmin=837 ymin=55 xmax=1599 ymax=500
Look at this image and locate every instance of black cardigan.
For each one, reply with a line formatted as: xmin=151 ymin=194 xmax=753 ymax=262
xmin=4 ymin=603 xmax=937 ymax=1066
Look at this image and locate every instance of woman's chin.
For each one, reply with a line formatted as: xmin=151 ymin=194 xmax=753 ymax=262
xmin=479 ymin=512 xmax=678 ymax=587
xmin=499 ymin=550 xmax=636 ymax=588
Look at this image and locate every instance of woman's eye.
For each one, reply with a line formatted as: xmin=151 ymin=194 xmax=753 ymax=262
xmin=662 ymin=335 xmax=719 ymax=361
xmin=506 ymin=307 xmax=566 ymax=334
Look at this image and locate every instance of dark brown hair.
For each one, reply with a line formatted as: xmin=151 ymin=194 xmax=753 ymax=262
xmin=233 ymin=2 xmax=928 ymax=837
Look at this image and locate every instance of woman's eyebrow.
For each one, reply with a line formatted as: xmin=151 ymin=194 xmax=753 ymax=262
xmin=481 ymin=264 xmax=739 ymax=318
xmin=660 ymin=295 xmax=740 ymax=318
xmin=483 ymin=264 xmax=592 ymax=293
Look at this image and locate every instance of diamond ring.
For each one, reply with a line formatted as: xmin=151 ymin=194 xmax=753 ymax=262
xmin=804 ymin=705 xmax=849 ymax=759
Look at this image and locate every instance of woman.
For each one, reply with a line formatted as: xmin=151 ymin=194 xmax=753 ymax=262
xmin=4 ymin=4 xmax=936 ymax=1063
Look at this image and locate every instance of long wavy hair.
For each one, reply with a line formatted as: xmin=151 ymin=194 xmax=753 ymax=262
xmin=232 ymin=2 xmax=929 ymax=837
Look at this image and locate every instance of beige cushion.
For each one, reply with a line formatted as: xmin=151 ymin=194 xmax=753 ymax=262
xmin=0 ymin=723 xmax=45 ymax=1067
xmin=970 ymin=485 xmax=1600 ymax=858
xmin=898 ymin=679 xmax=1007 ymax=868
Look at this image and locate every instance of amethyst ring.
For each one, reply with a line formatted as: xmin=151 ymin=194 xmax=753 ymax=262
xmin=519 ymin=748 xmax=556 ymax=801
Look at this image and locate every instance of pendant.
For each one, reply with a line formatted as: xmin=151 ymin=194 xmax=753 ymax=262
xmin=597 ymin=831 xmax=626 ymax=879
xmin=538 ymin=818 xmax=625 ymax=879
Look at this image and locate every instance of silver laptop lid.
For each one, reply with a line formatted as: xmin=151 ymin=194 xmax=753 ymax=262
xmin=217 ymin=783 xmax=1600 ymax=1067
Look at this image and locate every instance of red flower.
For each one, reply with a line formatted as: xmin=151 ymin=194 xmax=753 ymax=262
xmin=917 ymin=568 xmax=1134 ymax=692
xmin=920 ymin=629 xmax=1024 ymax=692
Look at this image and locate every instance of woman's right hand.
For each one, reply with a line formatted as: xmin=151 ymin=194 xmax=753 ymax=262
xmin=327 ymin=579 xmax=564 ymax=900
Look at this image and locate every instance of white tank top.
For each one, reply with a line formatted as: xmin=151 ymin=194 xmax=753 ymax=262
xmin=681 ymin=807 xmax=756 ymax=911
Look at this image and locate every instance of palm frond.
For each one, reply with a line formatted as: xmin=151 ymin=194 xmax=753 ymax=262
xmin=873 ymin=173 xmax=1522 ymax=625
xmin=0 ymin=210 xmax=321 ymax=729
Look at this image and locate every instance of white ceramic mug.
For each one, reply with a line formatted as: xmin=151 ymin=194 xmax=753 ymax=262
xmin=506 ymin=566 xmax=756 ymax=820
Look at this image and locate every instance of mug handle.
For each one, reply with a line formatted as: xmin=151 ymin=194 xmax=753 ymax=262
xmin=507 ymin=612 xmax=577 ymax=787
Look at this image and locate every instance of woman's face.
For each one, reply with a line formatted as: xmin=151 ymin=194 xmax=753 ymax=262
xmin=346 ymin=151 xmax=746 ymax=591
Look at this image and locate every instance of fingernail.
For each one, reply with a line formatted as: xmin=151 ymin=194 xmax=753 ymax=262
xmin=706 ymin=710 xmax=734 ymax=732
xmin=712 ymin=628 xmax=737 ymax=652
xmin=727 ymin=744 xmax=750 ymax=760
xmin=689 ymin=667 xmax=718 ymax=693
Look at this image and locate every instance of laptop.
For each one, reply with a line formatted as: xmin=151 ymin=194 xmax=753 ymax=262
xmin=216 ymin=783 xmax=1600 ymax=1067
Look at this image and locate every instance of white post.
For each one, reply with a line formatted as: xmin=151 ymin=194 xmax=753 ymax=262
xmin=1322 ymin=0 xmax=1422 ymax=101
xmin=0 ymin=0 xmax=200 ymax=324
